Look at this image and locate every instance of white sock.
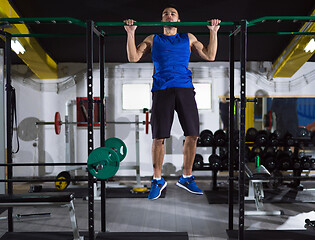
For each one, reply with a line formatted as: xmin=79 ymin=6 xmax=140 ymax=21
xmin=153 ymin=177 xmax=161 ymax=181
xmin=183 ymin=175 xmax=192 ymax=178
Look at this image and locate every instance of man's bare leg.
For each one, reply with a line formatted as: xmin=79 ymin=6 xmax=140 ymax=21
xmin=182 ymin=136 xmax=198 ymax=175
xmin=152 ymin=138 xmax=165 ymax=178
xmin=148 ymin=138 xmax=167 ymax=200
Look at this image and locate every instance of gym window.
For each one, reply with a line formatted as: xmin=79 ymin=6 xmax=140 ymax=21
xmin=122 ymin=83 xmax=151 ymax=110
xmin=194 ymin=82 xmax=212 ymax=110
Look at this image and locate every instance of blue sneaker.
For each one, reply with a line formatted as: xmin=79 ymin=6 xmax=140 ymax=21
xmin=148 ymin=177 xmax=167 ymax=200
xmin=176 ymin=176 xmax=203 ymax=195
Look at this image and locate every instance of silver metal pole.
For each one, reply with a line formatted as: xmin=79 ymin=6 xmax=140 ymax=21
xmin=135 ymin=115 xmax=141 ymax=187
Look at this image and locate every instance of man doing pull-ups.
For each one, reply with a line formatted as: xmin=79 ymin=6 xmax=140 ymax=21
xmin=124 ymin=6 xmax=221 ymax=200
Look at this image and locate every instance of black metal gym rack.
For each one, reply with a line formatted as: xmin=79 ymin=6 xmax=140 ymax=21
xmin=228 ymin=19 xmax=248 ymax=240
xmin=227 ymin=16 xmax=315 ymax=240
xmin=2 ymin=16 xmax=315 ymax=240
xmin=1 ymin=18 xmax=108 ymax=240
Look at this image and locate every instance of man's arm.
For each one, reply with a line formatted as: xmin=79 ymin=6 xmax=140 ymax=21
xmin=124 ymin=19 xmax=153 ymax=62
xmin=189 ymin=19 xmax=221 ymax=61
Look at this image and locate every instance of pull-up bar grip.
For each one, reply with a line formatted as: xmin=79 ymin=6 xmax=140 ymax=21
xmin=95 ymin=21 xmax=235 ymax=27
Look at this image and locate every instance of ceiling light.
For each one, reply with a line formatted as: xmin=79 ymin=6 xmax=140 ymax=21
xmin=304 ymin=38 xmax=315 ymax=53
xmin=11 ymin=38 xmax=25 ymax=54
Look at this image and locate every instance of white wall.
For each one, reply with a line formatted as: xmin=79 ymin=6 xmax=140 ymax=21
xmin=10 ymin=61 xmax=315 ymax=178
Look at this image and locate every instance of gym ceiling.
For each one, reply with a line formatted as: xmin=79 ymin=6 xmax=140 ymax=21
xmin=1 ymin=0 xmax=315 ymax=78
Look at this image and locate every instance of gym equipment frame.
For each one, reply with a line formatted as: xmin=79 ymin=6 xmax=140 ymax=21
xmin=1 ymin=16 xmax=315 ymax=240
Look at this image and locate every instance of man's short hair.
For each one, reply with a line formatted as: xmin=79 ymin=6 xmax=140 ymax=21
xmin=162 ymin=4 xmax=180 ymax=14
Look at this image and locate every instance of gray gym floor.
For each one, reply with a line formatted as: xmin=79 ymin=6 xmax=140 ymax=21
xmin=0 ymin=179 xmax=315 ymax=240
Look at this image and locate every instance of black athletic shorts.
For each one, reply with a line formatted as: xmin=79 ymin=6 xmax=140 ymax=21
xmin=150 ymin=87 xmax=200 ymax=139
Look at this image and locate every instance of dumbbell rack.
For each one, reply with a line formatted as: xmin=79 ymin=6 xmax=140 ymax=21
xmin=193 ymin=141 xmax=229 ymax=191
xmin=245 ymin=134 xmax=315 ymax=189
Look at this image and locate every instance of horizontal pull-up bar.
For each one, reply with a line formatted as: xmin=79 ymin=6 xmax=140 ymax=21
xmin=10 ymin=31 xmax=315 ymax=38
xmin=0 ymin=17 xmax=86 ymax=27
xmin=248 ymin=16 xmax=315 ymax=27
xmin=95 ymin=21 xmax=235 ymax=27
xmin=11 ymin=33 xmax=86 ymax=37
xmin=102 ymin=31 xmax=315 ymax=36
xmin=1 ymin=16 xmax=314 ymax=31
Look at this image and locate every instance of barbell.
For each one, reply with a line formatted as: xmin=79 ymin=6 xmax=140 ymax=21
xmin=36 ymin=111 xmax=150 ymax=135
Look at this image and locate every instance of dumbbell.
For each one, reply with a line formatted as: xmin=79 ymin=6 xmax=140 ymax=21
xmin=261 ymin=146 xmax=277 ymax=171
xmin=297 ymin=128 xmax=311 ymax=148
xmin=292 ymin=157 xmax=302 ymax=170
xmin=297 ymin=127 xmax=311 ymax=138
xmin=301 ymin=156 xmax=312 ymax=170
xmin=276 ymin=150 xmax=292 ymax=170
xmin=263 ymin=155 xmax=276 ymax=171
xmin=269 ymin=131 xmax=280 ymax=146
xmin=199 ymin=130 xmax=214 ymax=146
xmin=193 ymin=154 xmax=204 ymax=169
xmin=214 ymin=129 xmax=226 ymax=147
xmin=283 ymin=132 xmax=295 ymax=146
xmin=255 ymin=130 xmax=269 ymax=146
xmin=208 ymin=154 xmax=221 ymax=171
xmin=246 ymin=128 xmax=258 ymax=142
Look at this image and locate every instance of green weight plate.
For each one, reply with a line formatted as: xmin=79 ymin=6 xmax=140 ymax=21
xmin=87 ymin=147 xmax=120 ymax=179
xmin=105 ymin=137 xmax=127 ymax=162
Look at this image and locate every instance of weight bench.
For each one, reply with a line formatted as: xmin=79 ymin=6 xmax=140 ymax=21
xmin=245 ymin=162 xmax=282 ymax=216
xmin=0 ymin=192 xmax=83 ymax=240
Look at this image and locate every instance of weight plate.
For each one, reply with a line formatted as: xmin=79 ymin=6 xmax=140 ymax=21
xmin=132 ymin=187 xmax=148 ymax=192
xmin=55 ymin=171 xmax=71 ymax=190
xmin=105 ymin=138 xmax=127 ymax=162
xmin=87 ymin=147 xmax=120 ymax=179
xmin=54 ymin=112 xmax=61 ymax=135
xmin=18 ymin=117 xmax=40 ymax=141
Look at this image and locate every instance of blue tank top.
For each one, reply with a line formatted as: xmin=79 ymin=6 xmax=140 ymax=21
xmin=151 ymin=33 xmax=193 ymax=91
